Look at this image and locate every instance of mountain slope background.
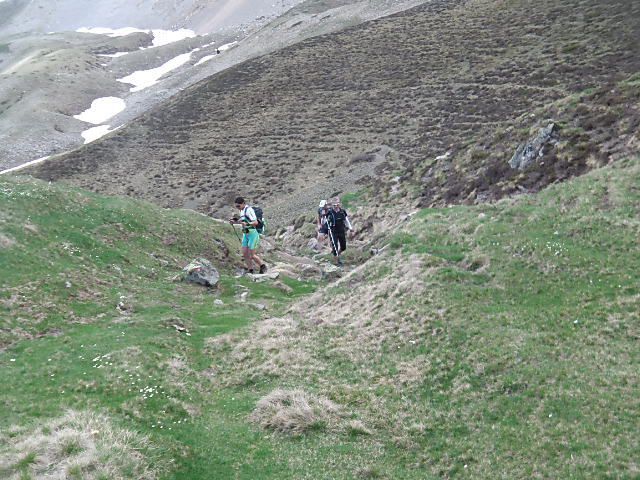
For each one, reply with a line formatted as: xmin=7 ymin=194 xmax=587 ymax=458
xmin=1 ymin=0 xmax=640 ymax=478
xmin=0 ymin=0 xmax=428 ymax=171
xmin=26 ymin=0 xmax=640 ymax=225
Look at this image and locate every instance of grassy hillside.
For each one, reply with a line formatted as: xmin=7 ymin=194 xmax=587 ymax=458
xmin=4 ymin=156 xmax=637 ymax=478
xmin=0 ymin=176 xmax=315 ymax=479
xmin=205 ymin=157 xmax=639 ymax=478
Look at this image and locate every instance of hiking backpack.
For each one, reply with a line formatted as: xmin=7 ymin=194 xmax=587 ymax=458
xmin=252 ymin=206 xmax=266 ymax=234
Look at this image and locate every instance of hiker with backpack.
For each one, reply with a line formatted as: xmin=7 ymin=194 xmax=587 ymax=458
xmin=229 ymin=196 xmax=267 ymax=274
xmin=316 ymin=199 xmax=330 ymax=250
xmin=325 ymin=197 xmax=353 ymax=266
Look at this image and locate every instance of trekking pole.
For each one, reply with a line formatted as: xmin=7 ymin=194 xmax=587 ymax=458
xmin=326 ymin=217 xmax=341 ymax=265
xmin=229 ymin=222 xmax=242 ymax=243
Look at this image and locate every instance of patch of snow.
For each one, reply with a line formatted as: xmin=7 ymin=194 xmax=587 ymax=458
xmin=74 ymin=97 xmax=126 ymax=125
xmin=151 ymin=29 xmax=196 ymax=47
xmin=98 ymin=52 xmax=130 ymax=58
xmin=117 ymin=52 xmax=192 ymax=92
xmin=81 ymin=125 xmax=122 ymax=144
xmin=0 ymin=157 xmax=50 ymax=175
xmin=77 ymin=27 xmax=196 ymax=48
xmin=219 ymin=41 xmax=238 ymax=51
xmin=195 ymin=54 xmax=216 ymax=66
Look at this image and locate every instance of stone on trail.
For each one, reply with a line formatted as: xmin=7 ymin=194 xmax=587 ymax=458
xmin=247 ymin=272 xmax=280 ymax=282
xmin=183 ymin=258 xmax=220 ymax=288
xmin=273 ymin=280 xmax=294 ymax=294
xmin=299 ymin=263 xmax=324 ymax=281
xmin=319 ymin=263 xmax=343 ymax=281
xmin=307 ymin=238 xmax=320 ymax=251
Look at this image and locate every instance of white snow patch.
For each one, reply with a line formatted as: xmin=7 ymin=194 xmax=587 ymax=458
xmin=151 ymin=29 xmax=196 ymax=47
xmin=195 ymin=55 xmax=216 ymax=66
xmin=98 ymin=52 xmax=130 ymax=58
xmin=81 ymin=125 xmax=122 ymax=144
xmin=117 ymin=52 xmax=192 ymax=92
xmin=218 ymin=41 xmax=238 ymax=52
xmin=0 ymin=157 xmax=50 ymax=175
xmin=74 ymin=97 xmax=126 ymax=125
xmin=77 ymin=27 xmax=196 ymax=48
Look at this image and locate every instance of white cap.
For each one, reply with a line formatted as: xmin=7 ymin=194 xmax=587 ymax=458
xmin=319 ymin=200 xmax=327 ymax=207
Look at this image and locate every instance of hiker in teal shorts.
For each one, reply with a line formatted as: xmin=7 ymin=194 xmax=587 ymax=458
xmin=229 ymin=196 xmax=267 ymax=274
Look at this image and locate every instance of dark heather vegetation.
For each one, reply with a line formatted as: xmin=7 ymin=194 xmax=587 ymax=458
xmin=27 ymin=0 xmax=640 ymax=225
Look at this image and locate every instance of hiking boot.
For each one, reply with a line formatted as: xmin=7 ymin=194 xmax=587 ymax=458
xmin=337 ymin=258 xmax=344 ymax=267
xmin=259 ymin=264 xmax=267 ymax=274
xmin=248 ymin=269 xmax=254 ymax=275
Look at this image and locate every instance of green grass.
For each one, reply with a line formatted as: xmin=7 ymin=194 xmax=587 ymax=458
xmin=204 ymin=157 xmax=640 ymax=478
xmin=340 ymin=190 xmax=366 ymax=209
xmin=0 ymin=175 xmax=318 ymax=479
xmin=2 ymin=157 xmax=639 ymax=478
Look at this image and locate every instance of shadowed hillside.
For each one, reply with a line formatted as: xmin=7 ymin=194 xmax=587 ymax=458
xmin=28 ymin=0 xmax=640 ymax=225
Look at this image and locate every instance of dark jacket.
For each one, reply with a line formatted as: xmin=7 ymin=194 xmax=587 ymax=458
xmin=326 ymin=208 xmax=349 ymax=233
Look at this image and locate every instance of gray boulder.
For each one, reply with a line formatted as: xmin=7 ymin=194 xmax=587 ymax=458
xmin=183 ymin=258 xmax=219 ymax=288
xmin=509 ymin=123 xmax=559 ymax=170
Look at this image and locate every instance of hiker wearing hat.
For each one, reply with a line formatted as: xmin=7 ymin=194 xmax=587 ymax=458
xmin=325 ymin=197 xmax=353 ymax=266
xmin=229 ymin=196 xmax=267 ymax=274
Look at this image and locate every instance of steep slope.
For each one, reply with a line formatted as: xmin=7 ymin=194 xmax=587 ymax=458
xmin=28 ymin=0 xmax=640 ymax=225
xmin=0 ymin=0 xmax=428 ymax=171
xmin=206 ymin=155 xmax=640 ymax=478
xmin=4 ymin=155 xmax=637 ymax=478
xmin=0 ymin=0 xmax=301 ymax=36
xmin=0 ymin=175 xmax=317 ymax=478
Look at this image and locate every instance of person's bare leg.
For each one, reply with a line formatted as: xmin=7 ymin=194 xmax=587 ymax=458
xmin=242 ymin=247 xmax=253 ymax=271
xmin=317 ymin=233 xmax=326 ymax=250
xmin=251 ymin=250 xmax=264 ymax=267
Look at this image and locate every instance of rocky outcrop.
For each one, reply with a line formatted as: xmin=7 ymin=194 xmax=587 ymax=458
xmin=509 ymin=123 xmax=559 ymax=171
xmin=183 ymin=258 xmax=219 ymax=287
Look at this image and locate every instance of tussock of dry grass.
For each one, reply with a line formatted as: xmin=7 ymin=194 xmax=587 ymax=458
xmin=0 ymin=410 xmax=163 ymax=479
xmin=250 ymin=389 xmax=342 ymax=435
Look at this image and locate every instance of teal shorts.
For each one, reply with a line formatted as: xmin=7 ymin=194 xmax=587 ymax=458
xmin=242 ymin=229 xmax=260 ymax=250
